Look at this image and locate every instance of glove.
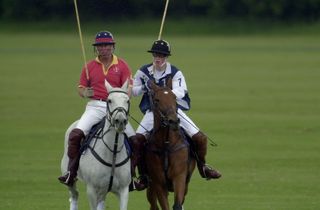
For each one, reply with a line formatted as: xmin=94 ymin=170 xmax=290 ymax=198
xmin=82 ymin=87 xmax=94 ymax=98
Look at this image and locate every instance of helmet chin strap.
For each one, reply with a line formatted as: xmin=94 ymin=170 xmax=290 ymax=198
xmin=160 ymin=59 xmax=167 ymax=67
xmin=153 ymin=58 xmax=167 ymax=70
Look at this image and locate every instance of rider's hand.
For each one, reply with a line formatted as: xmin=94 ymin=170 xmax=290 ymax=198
xmin=142 ymin=78 xmax=152 ymax=92
xmin=82 ymin=87 xmax=94 ymax=98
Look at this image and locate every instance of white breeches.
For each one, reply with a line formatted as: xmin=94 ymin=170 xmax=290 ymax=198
xmin=75 ymin=100 xmax=135 ymax=137
xmin=136 ymin=109 xmax=199 ymax=137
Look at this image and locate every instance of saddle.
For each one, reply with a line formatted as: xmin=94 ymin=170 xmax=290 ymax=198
xmin=180 ymin=128 xmax=197 ymax=159
xmin=146 ymin=128 xmax=195 ymax=158
xmin=145 ymin=128 xmax=195 ymax=192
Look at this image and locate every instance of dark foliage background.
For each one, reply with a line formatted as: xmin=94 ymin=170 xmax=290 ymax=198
xmin=1 ymin=0 xmax=320 ymax=21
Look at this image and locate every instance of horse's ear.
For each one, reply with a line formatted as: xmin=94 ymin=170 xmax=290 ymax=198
xmin=166 ymin=77 xmax=172 ymax=89
xmin=121 ymin=79 xmax=129 ymax=92
xmin=105 ymin=80 xmax=113 ymax=93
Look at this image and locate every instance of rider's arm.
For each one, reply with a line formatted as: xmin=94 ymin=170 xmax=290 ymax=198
xmin=78 ymin=86 xmax=86 ymax=97
xmin=118 ymin=59 xmax=133 ymax=98
xmin=171 ymin=71 xmax=188 ymax=100
xmin=78 ymin=63 xmax=93 ymax=98
xmin=132 ymin=70 xmax=146 ymax=96
xmin=78 ymin=86 xmax=94 ymax=98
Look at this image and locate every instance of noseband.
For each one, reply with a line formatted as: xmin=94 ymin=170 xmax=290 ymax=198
xmin=156 ymin=108 xmax=180 ymax=129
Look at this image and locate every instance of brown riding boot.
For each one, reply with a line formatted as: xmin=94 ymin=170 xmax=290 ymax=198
xmin=192 ymin=131 xmax=221 ymax=179
xmin=129 ymin=133 xmax=148 ymax=191
xmin=58 ymin=128 xmax=84 ymax=186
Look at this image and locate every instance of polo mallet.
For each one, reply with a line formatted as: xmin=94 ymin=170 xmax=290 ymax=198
xmin=73 ymin=0 xmax=89 ymax=80
xmin=158 ymin=0 xmax=170 ymax=40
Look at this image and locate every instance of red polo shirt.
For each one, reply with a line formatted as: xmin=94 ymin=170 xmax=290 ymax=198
xmin=79 ymin=55 xmax=132 ymax=100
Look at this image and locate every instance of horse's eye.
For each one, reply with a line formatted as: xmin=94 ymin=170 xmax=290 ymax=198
xmin=108 ymin=99 xmax=112 ymax=104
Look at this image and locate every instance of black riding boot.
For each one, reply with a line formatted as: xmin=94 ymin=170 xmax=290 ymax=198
xmin=129 ymin=133 xmax=148 ymax=191
xmin=191 ymin=131 xmax=222 ymax=179
xmin=58 ymin=128 xmax=84 ymax=186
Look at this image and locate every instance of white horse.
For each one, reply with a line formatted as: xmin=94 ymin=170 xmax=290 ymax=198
xmin=60 ymin=80 xmax=131 ymax=210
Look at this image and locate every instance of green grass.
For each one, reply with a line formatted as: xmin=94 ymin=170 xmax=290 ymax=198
xmin=0 ymin=28 xmax=319 ymax=210
xmin=1 ymin=18 xmax=320 ymax=36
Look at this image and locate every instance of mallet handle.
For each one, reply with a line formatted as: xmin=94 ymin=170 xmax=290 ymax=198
xmin=158 ymin=0 xmax=170 ymax=40
xmin=73 ymin=0 xmax=89 ymax=80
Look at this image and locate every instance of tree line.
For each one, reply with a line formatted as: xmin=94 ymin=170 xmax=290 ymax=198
xmin=1 ymin=0 xmax=320 ymax=21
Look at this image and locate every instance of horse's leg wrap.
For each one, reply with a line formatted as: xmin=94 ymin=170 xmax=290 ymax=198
xmin=191 ymin=131 xmax=221 ymax=179
xmin=59 ymin=128 xmax=84 ymax=186
xmin=129 ymin=133 xmax=148 ymax=191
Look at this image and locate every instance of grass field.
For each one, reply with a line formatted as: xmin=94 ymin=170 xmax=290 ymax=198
xmin=0 ymin=25 xmax=320 ymax=210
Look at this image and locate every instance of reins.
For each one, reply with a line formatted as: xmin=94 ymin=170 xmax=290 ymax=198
xmin=87 ymin=124 xmax=130 ymax=193
xmin=176 ymin=112 xmax=218 ymax=147
xmin=87 ymin=125 xmax=130 ymax=168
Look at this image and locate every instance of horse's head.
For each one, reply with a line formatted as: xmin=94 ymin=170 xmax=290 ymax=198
xmin=105 ymin=80 xmax=130 ymax=133
xmin=150 ymin=81 xmax=180 ymax=131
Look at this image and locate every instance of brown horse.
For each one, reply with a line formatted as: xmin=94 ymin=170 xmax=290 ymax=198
xmin=144 ymin=81 xmax=196 ymax=210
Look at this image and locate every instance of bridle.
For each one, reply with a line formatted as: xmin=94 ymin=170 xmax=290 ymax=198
xmin=155 ymin=105 xmax=180 ymax=130
xmin=106 ymin=89 xmax=130 ymax=127
xmin=151 ymin=89 xmax=180 ymax=130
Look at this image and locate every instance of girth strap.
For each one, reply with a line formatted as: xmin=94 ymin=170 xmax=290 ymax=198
xmin=88 ymin=146 xmax=130 ymax=168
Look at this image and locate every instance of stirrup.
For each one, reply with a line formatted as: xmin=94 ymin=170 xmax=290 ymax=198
xmin=132 ymin=176 xmax=148 ymax=191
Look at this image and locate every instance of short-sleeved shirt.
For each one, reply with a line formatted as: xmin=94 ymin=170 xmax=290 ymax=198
xmin=79 ymin=55 xmax=132 ymax=100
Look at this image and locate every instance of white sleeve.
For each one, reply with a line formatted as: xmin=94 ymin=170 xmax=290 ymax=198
xmin=171 ymin=71 xmax=187 ymax=99
xmin=132 ymin=70 xmax=146 ymax=97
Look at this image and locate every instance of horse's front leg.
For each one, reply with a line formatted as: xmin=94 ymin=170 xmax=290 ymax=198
xmin=86 ymin=184 xmax=100 ymax=210
xmin=155 ymin=184 xmax=170 ymax=210
xmin=147 ymin=185 xmax=159 ymax=210
xmin=68 ymin=184 xmax=79 ymax=210
xmin=115 ymin=186 xmax=129 ymax=210
xmin=97 ymin=201 xmax=105 ymax=210
xmin=172 ymin=174 xmax=187 ymax=210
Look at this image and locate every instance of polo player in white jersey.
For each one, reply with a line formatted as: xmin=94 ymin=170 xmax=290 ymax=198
xmin=130 ymin=40 xmax=221 ymax=190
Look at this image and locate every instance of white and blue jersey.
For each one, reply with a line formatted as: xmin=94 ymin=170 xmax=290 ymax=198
xmin=132 ymin=62 xmax=199 ymax=137
xmin=132 ymin=62 xmax=191 ymax=114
